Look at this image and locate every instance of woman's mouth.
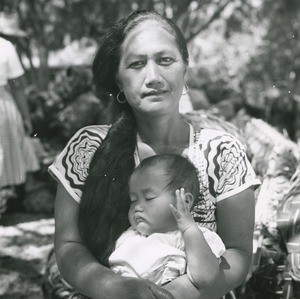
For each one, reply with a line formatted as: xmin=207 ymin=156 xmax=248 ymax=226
xmin=142 ymin=90 xmax=167 ymax=98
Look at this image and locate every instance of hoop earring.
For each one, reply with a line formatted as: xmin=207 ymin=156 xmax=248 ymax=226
xmin=116 ymin=91 xmax=126 ymax=104
xmin=182 ymin=84 xmax=190 ymax=95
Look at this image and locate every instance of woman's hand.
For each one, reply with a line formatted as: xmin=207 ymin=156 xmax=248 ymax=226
xmin=106 ymin=276 xmax=174 ymax=299
xmin=163 ymin=274 xmax=201 ymax=299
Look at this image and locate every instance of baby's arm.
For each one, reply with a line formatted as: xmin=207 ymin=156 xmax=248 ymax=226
xmin=169 ymin=189 xmax=220 ymax=289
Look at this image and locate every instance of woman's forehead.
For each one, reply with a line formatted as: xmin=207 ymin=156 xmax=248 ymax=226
xmin=120 ymin=20 xmax=178 ymax=57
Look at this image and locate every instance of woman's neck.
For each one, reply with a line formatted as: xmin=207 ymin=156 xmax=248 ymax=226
xmin=135 ymin=113 xmax=189 ymax=154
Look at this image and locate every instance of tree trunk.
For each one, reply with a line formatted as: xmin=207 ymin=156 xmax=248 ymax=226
xmin=37 ymin=46 xmax=50 ymax=90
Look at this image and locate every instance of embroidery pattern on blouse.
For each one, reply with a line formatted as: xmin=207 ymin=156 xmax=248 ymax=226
xmin=188 ymin=129 xmax=216 ymax=231
xmin=216 ymin=136 xmax=249 ymax=196
xmin=62 ymin=128 xmax=104 ymax=193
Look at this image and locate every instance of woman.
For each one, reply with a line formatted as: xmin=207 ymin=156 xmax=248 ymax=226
xmin=0 ymin=13 xmax=39 ymax=215
xmin=49 ymin=10 xmax=260 ymax=299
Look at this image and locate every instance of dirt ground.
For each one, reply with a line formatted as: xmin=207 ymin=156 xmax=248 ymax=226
xmin=0 ymin=212 xmax=54 ymax=299
xmin=2 ymin=212 xmax=298 ymax=299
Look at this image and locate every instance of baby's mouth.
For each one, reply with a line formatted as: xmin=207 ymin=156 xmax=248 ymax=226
xmin=135 ymin=216 xmax=145 ymax=224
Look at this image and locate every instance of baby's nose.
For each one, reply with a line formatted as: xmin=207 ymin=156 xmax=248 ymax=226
xmin=134 ymin=202 xmax=144 ymax=212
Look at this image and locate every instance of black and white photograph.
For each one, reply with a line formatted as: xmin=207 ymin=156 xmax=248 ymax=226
xmin=0 ymin=0 xmax=300 ymax=298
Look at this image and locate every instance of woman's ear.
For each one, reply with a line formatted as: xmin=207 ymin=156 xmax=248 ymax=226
xmin=184 ymin=192 xmax=194 ymax=210
xmin=115 ymin=73 xmax=122 ymax=90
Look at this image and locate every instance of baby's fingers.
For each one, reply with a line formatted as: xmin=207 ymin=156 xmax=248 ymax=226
xmin=175 ymin=188 xmax=188 ymax=212
xmin=169 ymin=204 xmax=181 ymax=220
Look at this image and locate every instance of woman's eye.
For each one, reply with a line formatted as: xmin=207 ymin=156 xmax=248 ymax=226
xmin=129 ymin=61 xmax=144 ymax=69
xmin=159 ymin=57 xmax=174 ymax=65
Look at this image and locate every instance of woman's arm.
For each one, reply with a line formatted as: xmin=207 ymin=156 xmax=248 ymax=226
xmin=8 ymin=76 xmax=33 ymax=135
xmin=54 ymin=183 xmax=174 ymax=299
xmin=164 ymin=187 xmax=255 ymax=299
xmin=183 ymin=225 xmax=220 ymax=289
xmin=212 ymin=187 xmax=255 ymax=293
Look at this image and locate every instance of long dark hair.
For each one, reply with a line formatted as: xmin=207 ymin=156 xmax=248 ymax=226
xmin=78 ymin=10 xmax=189 ymax=266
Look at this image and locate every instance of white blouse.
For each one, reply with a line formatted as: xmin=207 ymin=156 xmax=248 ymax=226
xmin=0 ymin=37 xmax=24 ymax=86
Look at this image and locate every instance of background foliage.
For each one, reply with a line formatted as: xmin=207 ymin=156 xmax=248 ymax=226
xmin=1 ymin=0 xmax=299 ymax=144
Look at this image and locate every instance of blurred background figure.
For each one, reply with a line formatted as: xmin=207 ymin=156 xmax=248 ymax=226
xmin=0 ymin=12 xmax=40 ymax=215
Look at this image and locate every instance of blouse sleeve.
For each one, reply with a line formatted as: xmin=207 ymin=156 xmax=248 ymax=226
xmin=205 ymin=132 xmax=260 ymax=202
xmin=48 ymin=125 xmax=110 ymax=203
xmin=6 ymin=40 xmax=24 ymax=79
xmin=199 ymin=226 xmax=225 ymax=258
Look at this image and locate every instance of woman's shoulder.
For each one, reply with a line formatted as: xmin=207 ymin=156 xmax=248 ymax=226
xmin=184 ymin=111 xmax=244 ymax=143
xmin=66 ymin=124 xmax=111 ymax=146
xmin=58 ymin=124 xmax=112 ymax=169
xmin=48 ymin=124 xmax=111 ymax=202
xmin=192 ymin=125 xmax=241 ymax=144
xmin=190 ymin=124 xmax=249 ymax=159
xmin=74 ymin=124 xmax=111 ymax=136
xmin=197 ymin=127 xmax=230 ymax=136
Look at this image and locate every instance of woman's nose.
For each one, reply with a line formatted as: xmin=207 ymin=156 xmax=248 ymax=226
xmin=145 ymin=62 xmax=163 ymax=88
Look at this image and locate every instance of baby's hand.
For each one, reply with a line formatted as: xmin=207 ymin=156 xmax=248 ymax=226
xmin=169 ymin=188 xmax=197 ymax=234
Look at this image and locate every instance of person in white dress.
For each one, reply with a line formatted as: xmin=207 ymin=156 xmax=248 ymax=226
xmin=0 ymin=12 xmax=39 ymax=215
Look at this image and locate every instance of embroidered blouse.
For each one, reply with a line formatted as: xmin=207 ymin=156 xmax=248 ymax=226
xmin=49 ymin=124 xmax=260 ymax=231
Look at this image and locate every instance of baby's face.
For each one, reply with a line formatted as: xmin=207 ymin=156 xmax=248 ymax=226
xmin=128 ymin=166 xmax=177 ymax=236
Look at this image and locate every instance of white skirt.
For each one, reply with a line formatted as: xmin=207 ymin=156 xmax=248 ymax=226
xmin=0 ymin=86 xmax=39 ymax=188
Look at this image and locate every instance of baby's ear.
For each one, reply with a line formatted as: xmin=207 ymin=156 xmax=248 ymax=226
xmin=185 ymin=192 xmax=194 ymax=210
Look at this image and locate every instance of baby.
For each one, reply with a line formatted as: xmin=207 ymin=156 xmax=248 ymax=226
xmin=109 ymin=154 xmax=225 ymax=288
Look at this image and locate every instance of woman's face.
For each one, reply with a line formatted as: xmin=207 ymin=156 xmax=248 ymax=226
xmin=117 ymin=20 xmax=187 ymax=116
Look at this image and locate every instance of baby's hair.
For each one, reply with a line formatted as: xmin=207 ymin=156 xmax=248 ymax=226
xmin=133 ymin=154 xmax=200 ymax=208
